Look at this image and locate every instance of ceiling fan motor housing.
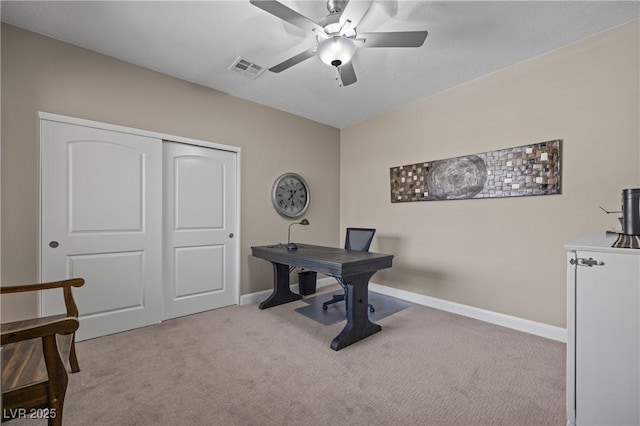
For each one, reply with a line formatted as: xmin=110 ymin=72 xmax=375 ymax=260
xmin=319 ymin=11 xmax=343 ymax=36
xmin=326 ymin=0 xmax=347 ymax=14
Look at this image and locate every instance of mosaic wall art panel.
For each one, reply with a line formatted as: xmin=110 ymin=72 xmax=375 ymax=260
xmin=390 ymin=140 xmax=561 ymax=203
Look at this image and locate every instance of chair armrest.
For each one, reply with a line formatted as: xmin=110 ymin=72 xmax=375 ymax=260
xmin=1 ymin=278 xmax=84 ymax=294
xmin=1 ymin=317 xmax=79 ymax=346
xmin=1 ymin=278 xmax=84 ymax=318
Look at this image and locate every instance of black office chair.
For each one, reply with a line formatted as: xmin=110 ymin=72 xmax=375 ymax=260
xmin=322 ymin=228 xmax=376 ymax=313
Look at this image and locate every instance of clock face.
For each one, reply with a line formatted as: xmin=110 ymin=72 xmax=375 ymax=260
xmin=271 ymin=173 xmax=310 ymax=218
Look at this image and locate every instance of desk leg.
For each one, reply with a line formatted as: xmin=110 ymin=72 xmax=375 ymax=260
xmin=259 ymin=262 xmax=302 ymax=309
xmin=331 ymin=271 xmax=382 ymax=350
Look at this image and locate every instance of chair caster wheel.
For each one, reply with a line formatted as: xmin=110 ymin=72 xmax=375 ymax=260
xmin=322 ymin=305 xmax=328 ymax=311
xmin=369 ymin=306 xmax=375 ymax=313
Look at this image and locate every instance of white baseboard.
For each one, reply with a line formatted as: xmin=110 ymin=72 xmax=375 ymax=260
xmin=368 ymin=282 xmax=567 ymax=343
xmin=240 ymin=278 xmax=567 ymax=343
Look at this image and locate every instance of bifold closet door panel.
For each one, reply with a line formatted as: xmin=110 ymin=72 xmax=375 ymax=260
xmin=41 ymin=119 xmax=163 ymax=341
xmin=162 ymin=141 xmax=238 ymax=320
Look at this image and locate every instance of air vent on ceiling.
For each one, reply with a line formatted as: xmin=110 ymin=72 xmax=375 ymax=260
xmin=229 ymin=57 xmax=266 ymax=79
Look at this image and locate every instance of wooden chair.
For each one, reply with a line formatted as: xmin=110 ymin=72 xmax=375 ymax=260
xmin=1 ymin=278 xmax=84 ymax=426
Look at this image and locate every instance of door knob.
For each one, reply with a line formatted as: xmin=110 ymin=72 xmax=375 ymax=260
xmin=229 ymin=233 xmax=234 ymax=238
xmin=49 ymin=241 xmax=59 ymax=248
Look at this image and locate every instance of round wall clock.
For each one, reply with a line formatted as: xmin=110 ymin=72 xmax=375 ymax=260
xmin=271 ymin=172 xmax=310 ymax=218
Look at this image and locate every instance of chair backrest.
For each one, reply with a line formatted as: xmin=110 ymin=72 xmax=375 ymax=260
xmin=345 ymin=228 xmax=376 ymax=252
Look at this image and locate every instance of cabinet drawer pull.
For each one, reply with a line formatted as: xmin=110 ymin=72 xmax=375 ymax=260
xmin=570 ymin=257 xmax=605 ymax=267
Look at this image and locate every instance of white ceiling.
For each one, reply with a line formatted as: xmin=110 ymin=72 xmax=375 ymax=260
xmin=2 ymin=1 xmax=639 ymax=128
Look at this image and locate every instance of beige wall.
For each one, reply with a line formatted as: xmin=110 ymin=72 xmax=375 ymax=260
xmin=1 ymin=24 xmax=340 ymax=321
xmin=341 ymin=20 xmax=640 ymax=328
xmin=3 ymin=21 xmax=639 ymax=329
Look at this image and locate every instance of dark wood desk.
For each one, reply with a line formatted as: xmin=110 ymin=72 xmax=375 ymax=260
xmin=251 ymin=244 xmax=394 ymax=350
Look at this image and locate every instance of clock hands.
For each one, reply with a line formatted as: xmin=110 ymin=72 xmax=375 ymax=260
xmin=287 ymin=188 xmax=298 ymax=203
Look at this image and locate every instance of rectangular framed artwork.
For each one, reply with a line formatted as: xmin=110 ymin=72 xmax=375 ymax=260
xmin=390 ymin=140 xmax=561 ymax=202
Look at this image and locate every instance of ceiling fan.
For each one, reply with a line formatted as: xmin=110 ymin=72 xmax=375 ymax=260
xmin=250 ymin=0 xmax=428 ymax=87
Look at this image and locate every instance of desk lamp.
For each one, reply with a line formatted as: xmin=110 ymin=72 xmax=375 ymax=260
xmin=287 ymin=219 xmax=309 ymax=250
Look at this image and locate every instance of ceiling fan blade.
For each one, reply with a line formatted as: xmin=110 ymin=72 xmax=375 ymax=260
xmin=250 ymin=0 xmax=326 ymax=36
xmin=338 ymin=62 xmax=357 ymax=87
xmin=339 ymin=0 xmax=373 ymax=35
xmin=357 ymin=31 xmax=428 ymax=48
xmin=269 ymin=47 xmax=317 ymax=73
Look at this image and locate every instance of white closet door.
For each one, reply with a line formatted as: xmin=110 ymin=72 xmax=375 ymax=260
xmin=41 ymin=120 xmax=163 ymax=341
xmin=162 ymin=142 xmax=238 ymax=320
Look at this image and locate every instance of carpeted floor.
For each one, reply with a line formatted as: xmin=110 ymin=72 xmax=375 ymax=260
xmin=10 ymin=285 xmax=566 ymax=426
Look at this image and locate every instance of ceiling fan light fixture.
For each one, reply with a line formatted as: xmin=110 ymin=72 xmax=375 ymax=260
xmin=317 ymin=36 xmax=356 ymax=67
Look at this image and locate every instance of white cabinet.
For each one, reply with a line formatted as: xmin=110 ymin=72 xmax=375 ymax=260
xmin=566 ymin=233 xmax=640 ymax=426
